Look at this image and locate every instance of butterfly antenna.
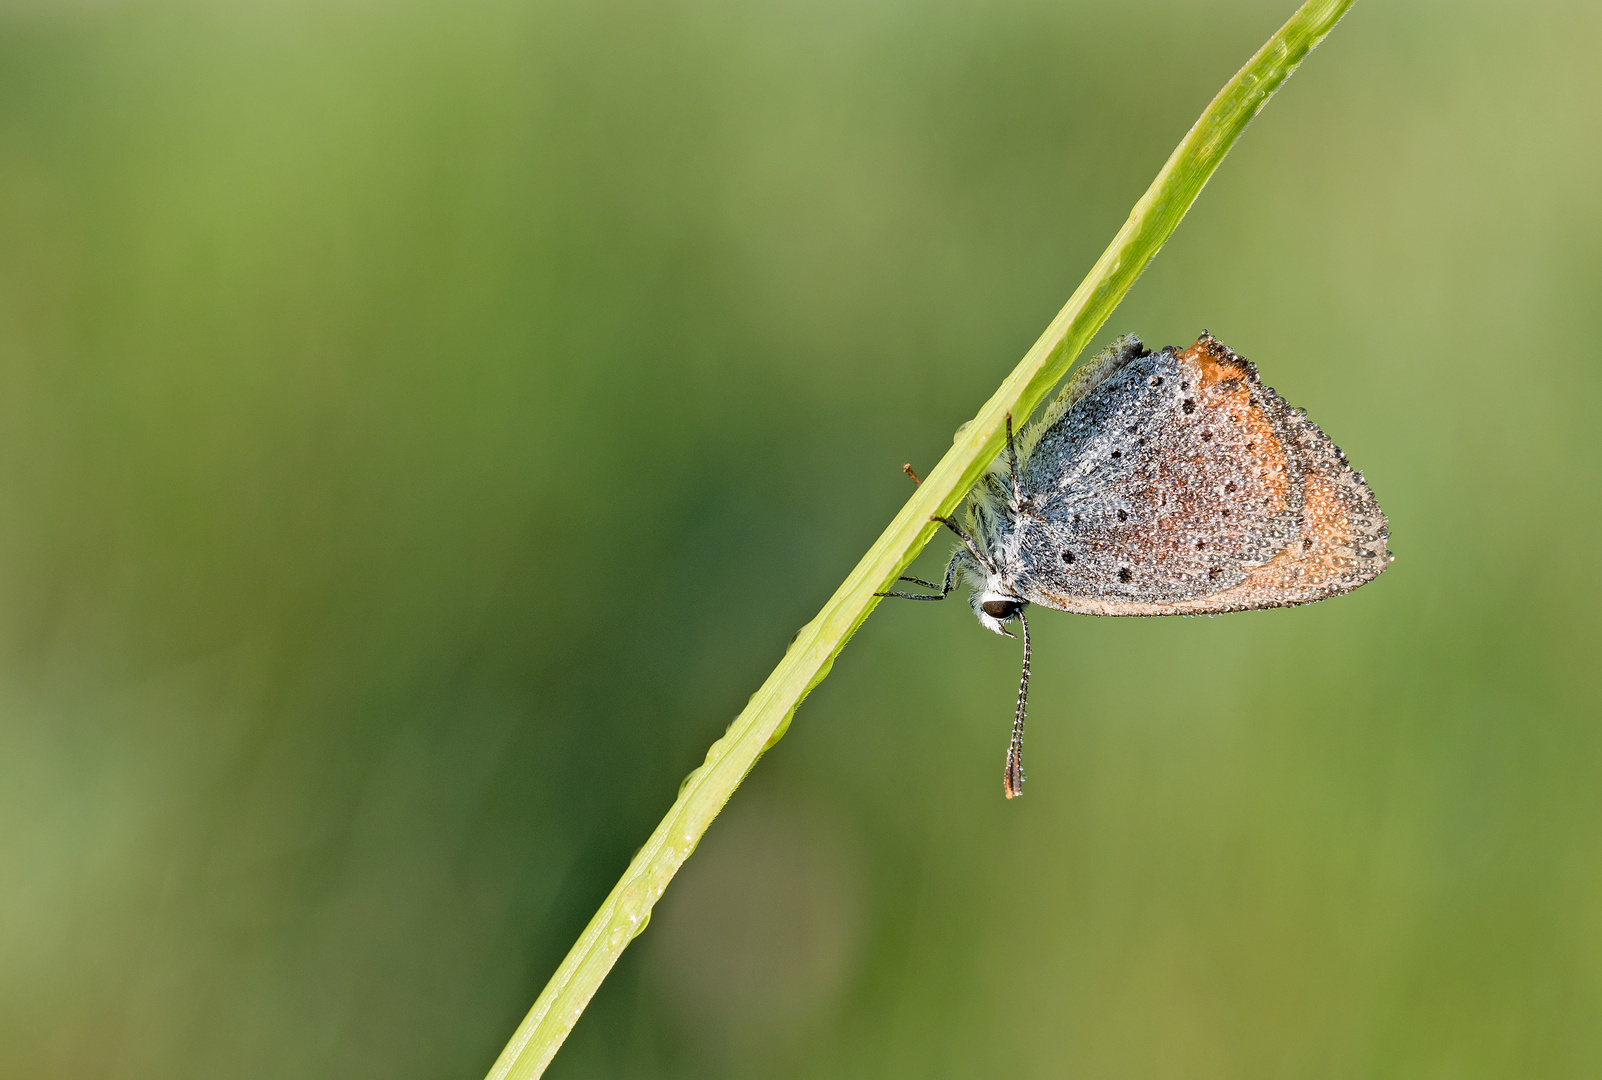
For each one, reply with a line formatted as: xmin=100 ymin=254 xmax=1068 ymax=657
xmin=1004 ymin=609 xmax=1030 ymax=799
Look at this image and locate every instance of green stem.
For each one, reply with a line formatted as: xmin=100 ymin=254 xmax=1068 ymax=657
xmin=484 ymin=1 xmax=1355 ymax=1075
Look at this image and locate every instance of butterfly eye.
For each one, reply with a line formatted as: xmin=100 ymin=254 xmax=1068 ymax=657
xmin=981 ymin=599 xmax=1022 ymax=620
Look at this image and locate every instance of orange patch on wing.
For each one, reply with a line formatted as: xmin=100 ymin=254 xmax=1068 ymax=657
xmin=1204 ymin=468 xmax=1354 ymax=605
xmin=1177 ymin=344 xmax=1295 ymax=516
xmin=1181 ymin=333 xmax=1255 ymax=390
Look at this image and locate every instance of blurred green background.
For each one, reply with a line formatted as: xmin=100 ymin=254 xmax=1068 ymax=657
xmin=2 ymin=0 xmax=1599 ymax=1077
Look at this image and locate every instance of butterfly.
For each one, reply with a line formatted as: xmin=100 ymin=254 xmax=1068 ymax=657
xmin=882 ymin=333 xmax=1391 ymax=797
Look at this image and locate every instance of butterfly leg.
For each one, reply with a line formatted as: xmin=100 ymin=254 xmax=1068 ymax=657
xmin=931 ymin=514 xmax=997 ymax=575
xmin=1005 ymin=413 xmax=1022 ymax=510
xmin=876 ymin=548 xmax=962 ymax=601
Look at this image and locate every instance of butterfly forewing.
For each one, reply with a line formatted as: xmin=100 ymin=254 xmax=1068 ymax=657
xmin=1008 ymin=334 xmax=1389 ymax=616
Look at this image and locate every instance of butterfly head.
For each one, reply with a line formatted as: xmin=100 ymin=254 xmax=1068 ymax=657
xmin=972 ymin=588 xmax=1027 ymax=636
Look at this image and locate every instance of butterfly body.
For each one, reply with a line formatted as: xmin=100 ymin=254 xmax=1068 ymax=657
xmin=883 ymin=333 xmax=1391 ymax=797
xmin=960 ymin=333 xmax=1389 ymax=625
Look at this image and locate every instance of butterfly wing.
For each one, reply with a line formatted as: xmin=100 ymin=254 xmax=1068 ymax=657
xmin=1010 ymin=334 xmax=1389 ymax=616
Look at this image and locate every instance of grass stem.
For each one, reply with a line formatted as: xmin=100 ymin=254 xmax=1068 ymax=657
xmin=484 ymin=2 xmax=1356 ymax=1075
